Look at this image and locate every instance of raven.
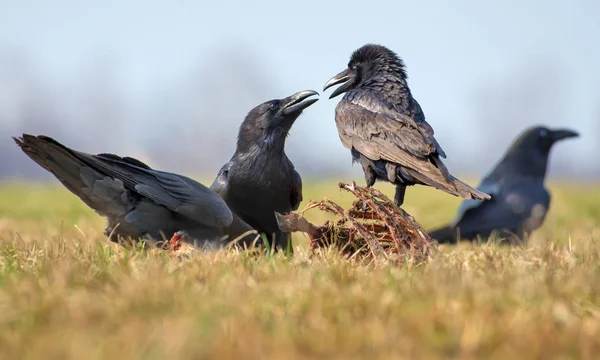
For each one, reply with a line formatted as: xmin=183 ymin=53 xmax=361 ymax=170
xmin=323 ymin=44 xmax=490 ymax=206
xmin=210 ymin=90 xmax=319 ymax=253
xmin=429 ymin=126 xmax=579 ymax=244
xmin=14 ymin=135 xmax=256 ymax=249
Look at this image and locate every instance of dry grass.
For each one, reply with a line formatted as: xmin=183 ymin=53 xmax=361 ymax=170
xmin=0 ymin=180 xmax=599 ymax=359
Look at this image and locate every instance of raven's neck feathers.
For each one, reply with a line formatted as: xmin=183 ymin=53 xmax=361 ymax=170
xmin=348 ymin=73 xmax=419 ymax=120
xmin=235 ymin=128 xmax=289 ymax=157
xmin=490 ymin=145 xmax=550 ymax=179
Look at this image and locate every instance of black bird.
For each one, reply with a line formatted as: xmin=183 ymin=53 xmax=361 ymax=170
xmin=429 ymin=126 xmax=579 ymax=244
xmin=210 ymin=90 xmax=319 ymax=253
xmin=323 ymin=44 xmax=490 ymax=206
xmin=14 ymin=135 xmax=256 ymax=249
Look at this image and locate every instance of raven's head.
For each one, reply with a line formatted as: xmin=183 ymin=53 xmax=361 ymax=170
xmin=496 ymin=126 xmax=579 ymax=177
xmin=323 ymin=44 xmax=407 ymax=99
xmin=510 ymin=126 xmax=579 ymax=155
xmin=236 ymin=90 xmax=319 ymax=153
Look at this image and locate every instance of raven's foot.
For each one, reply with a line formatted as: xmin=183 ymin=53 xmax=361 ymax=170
xmin=394 ymin=185 xmax=406 ymax=207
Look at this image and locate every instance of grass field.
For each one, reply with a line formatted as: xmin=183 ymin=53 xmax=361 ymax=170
xmin=0 ymin=180 xmax=599 ymax=359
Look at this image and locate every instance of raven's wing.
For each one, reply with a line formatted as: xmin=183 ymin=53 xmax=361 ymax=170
xmin=335 ymin=99 xmax=442 ymax=164
xmin=451 ymin=181 xmax=500 ymax=226
xmin=415 ymin=119 xmax=447 ymax=159
xmin=82 ymin=152 xmax=234 ymax=228
xmin=290 ymin=169 xmax=303 ymax=211
xmin=335 ymin=99 xmax=489 ymax=200
xmin=451 ymin=181 xmax=550 ymax=238
xmin=15 ymin=135 xmax=234 ymax=234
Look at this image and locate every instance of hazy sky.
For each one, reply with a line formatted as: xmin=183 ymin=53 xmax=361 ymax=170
xmin=1 ymin=0 xmax=599 ymax=178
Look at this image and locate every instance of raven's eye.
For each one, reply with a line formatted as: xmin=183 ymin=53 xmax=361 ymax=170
xmin=269 ymin=102 xmax=279 ymax=111
xmin=539 ymin=129 xmax=548 ymax=137
xmin=351 ymin=65 xmax=358 ymax=71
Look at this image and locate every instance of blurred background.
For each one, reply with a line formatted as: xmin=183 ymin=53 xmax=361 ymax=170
xmin=0 ymin=0 xmax=598 ymax=181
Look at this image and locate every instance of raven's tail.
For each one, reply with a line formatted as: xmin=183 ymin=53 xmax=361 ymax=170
xmin=405 ymin=160 xmax=490 ymax=201
xmin=13 ymin=134 xmax=127 ymax=217
xmin=448 ymin=176 xmax=490 ymax=200
xmin=428 ymin=225 xmax=458 ymax=244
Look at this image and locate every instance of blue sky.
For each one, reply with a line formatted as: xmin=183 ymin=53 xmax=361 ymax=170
xmin=1 ymin=0 xmax=598 ymax=178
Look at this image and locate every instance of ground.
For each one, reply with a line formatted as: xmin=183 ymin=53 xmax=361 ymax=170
xmin=0 ymin=179 xmax=599 ymax=359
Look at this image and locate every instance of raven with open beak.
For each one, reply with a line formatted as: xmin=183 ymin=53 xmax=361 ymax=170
xmin=323 ymin=44 xmax=490 ymax=207
xmin=210 ymin=90 xmax=319 ymax=253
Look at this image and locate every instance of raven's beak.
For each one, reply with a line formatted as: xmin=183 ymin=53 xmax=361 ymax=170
xmin=551 ymin=129 xmax=579 ymax=142
xmin=282 ymin=90 xmax=319 ymax=115
xmin=323 ymin=68 xmax=353 ymax=99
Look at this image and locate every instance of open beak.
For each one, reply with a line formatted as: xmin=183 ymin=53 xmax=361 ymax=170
xmin=282 ymin=90 xmax=319 ymax=115
xmin=323 ymin=68 xmax=353 ymax=99
xmin=551 ymin=129 xmax=579 ymax=142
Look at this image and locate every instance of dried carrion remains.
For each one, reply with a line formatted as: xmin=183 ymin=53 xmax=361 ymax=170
xmin=276 ymin=182 xmax=431 ymax=261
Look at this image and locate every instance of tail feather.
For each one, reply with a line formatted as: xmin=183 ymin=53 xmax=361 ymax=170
xmin=14 ymin=135 xmax=90 ymax=199
xmin=405 ymin=167 xmax=490 ymax=201
xmin=450 ymin=176 xmax=490 ymax=200
xmin=13 ymin=134 xmax=118 ymax=213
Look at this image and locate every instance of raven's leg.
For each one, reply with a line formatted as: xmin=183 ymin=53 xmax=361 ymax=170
xmin=385 ymin=163 xmax=397 ymax=182
xmin=394 ymin=185 xmax=406 ymax=207
xmin=357 ymin=155 xmax=376 ymax=187
xmin=274 ymin=231 xmax=294 ymax=255
xmin=364 ymin=166 xmax=376 ymax=187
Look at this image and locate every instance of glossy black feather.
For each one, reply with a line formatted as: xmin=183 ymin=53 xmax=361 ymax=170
xmin=210 ymin=91 xmax=317 ymax=253
xmin=328 ymin=44 xmax=489 ymax=206
xmin=429 ymin=126 xmax=578 ymax=244
xmin=14 ymin=134 xmax=255 ymax=248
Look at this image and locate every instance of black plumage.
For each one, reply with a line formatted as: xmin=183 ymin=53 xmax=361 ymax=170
xmin=323 ymin=44 xmax=490 ymax=206
xmin=210 ymin=90 xmax=318 ymax=253
xmin=14 ymin=134 xmax=256 ymax=248
xmin=429 ymin=126 xmax=579 ymax=243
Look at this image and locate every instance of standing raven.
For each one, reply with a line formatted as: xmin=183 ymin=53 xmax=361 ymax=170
xmin=429 ymin=126 xmax=579 ymax=244
xmin=323 ymin=44 xmax=490 ymax=206
xmin=14 ymin=135 xmax=256 ymax=249
xmin=210 ymin=90 xmax=319 ymax=253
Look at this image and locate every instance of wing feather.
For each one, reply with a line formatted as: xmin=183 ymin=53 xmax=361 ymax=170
xmin=80 ymin=152 xmax=233 ymax=228
xmin=335 ymin=99 xmax=444 ymax=175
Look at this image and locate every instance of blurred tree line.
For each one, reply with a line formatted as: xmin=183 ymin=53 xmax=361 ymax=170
xmin=0 ymin=50 xmax=595 ymax=180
